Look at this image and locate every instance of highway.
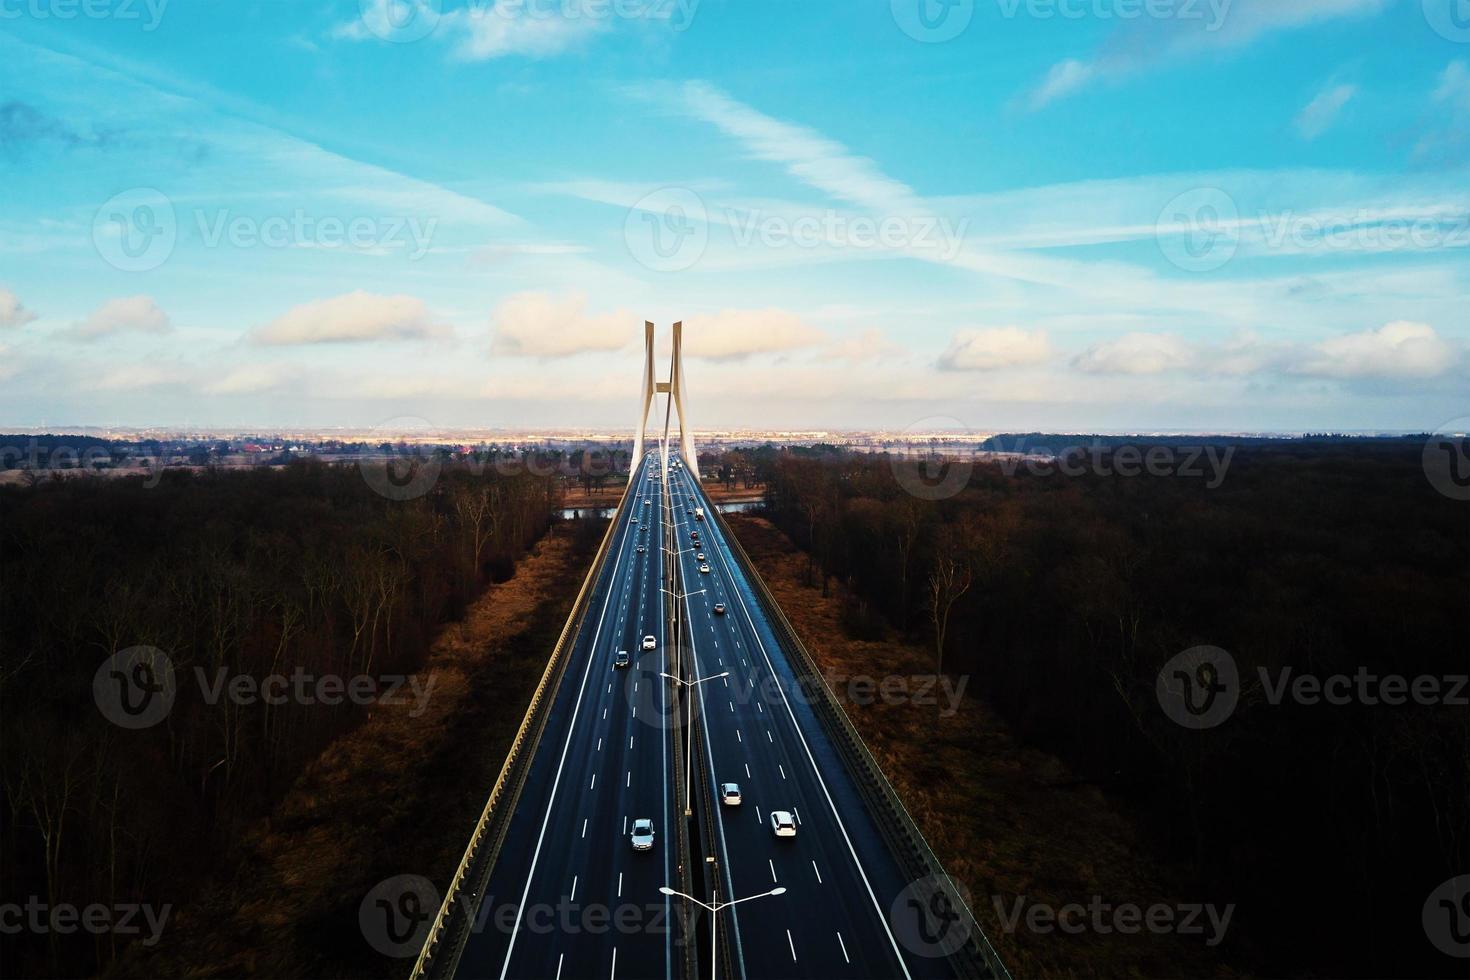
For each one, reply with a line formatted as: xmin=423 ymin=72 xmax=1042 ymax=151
xmin=452 ymin=451 xmax=964 ymax=980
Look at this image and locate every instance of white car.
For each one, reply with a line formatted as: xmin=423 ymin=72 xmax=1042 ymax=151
xmin=631 ymin=516 xmax=639 ymax=523
xmin=696 ymin=552 xmax=706 ymax=561
xmin=770 ymin=811 xmax=797 ymax=838
xmin=642 ymin=635 xmax=657 ymax=650
xmin=644 ymin=499 xmax=652 ymax=506
xmin=720 ymin=783 xmax=742 ymax=806
xmin=700 ymin=563 xmax=711 ymax=574
xmin=630 ymin=818 xmax=655 ymax=851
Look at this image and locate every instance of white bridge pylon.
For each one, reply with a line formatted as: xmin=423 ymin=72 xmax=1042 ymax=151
xmin=632 ymin=320 xmax=700 ymax=480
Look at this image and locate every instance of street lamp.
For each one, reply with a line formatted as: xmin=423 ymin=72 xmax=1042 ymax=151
xmin=661 ymin=669 xmax=730 ymax=814
xmin=660 ymin=885 xmax=786 ymax=980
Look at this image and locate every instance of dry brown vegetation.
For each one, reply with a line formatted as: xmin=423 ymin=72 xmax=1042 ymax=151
xmin=112 ymin=523 xmax=594 ymax=979
xmin=727 ymin=514 xmax=1239 ymax=980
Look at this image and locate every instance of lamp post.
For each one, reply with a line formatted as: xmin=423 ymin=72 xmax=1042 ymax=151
xmin=660 ymin=885 xmax=786 ymax=980
xmin=661 ymin=667 xmax=728 ymax=815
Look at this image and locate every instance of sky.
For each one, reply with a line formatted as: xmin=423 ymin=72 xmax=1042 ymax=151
xmin=0 ymin=0 xmax=1467 ymax=434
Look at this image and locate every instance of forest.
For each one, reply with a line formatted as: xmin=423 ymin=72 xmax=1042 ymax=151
xmin=746 ymin=438 xmax=1468 ymax=978
xmin=0 ymin=460 xmax=560 ymax=978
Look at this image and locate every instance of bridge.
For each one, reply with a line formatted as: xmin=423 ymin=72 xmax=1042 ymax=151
xmin=411 ymin=323 xmax=1009 ymax=980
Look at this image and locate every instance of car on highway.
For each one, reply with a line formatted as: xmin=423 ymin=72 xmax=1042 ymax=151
xmin=644 ymin=499 xmax=652 ymax=505
xmin=696 ymin=552 xmax=705 ymax=561
xmin=642 ymin=635 xmax=657 ymax=650
xmin=713 ymin=603 xmax=726 ymax=615
xmin=720 ymin=783 xmax=742 ymax=806
xmin=637 ymin=545 xmax=646 ymax=553
xmin=770 ymin=811 xmax=797 ymax=838
xmin=699 ymin=563 xmax=711 ymax=574
xmin=614 ymin=650 xmax=630 ymax=669
xmin=630 ymin=818 xmax=655 ymax=851
xmin=632 ymin=516 xmax=639 ymax=523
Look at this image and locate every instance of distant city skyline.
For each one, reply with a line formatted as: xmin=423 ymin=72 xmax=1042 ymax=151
xmin=2 ymin=0 xmax=1467 ymax=433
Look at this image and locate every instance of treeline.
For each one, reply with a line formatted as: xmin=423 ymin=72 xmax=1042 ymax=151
xmin=0 ymin=461 xmax=559 ymax=977
xmin=754 ymin=442 xmax=1468 ymax=978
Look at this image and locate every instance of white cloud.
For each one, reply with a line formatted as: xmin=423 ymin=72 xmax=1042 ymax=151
xmin=829 ymin=327 xmax=906 ymax=364
xmin=490 ymin=292 xmax=633 ymax=357
xmin=1073 ymin=332 xmax=1196 ymax=375
xmin=444 ymin=2 xmax=605 ymax=60
xmin=70 ymin=296 xmax=171 ymax=340
xmin=0 ymin=288 xmax=38 ymax=328
xmin=680 ymin=309 xmax=826 ymax=360
xmin=1026 ymin=0 xmax=1385 ymax=109
xmin=674 ymin=81 xmax=921 ymax=214
xmin=201 ymin=363 xmax=298 ymax=395
xmin=939 ymin=327 xmax=1053 ymax=371
xmin=338 ymin=0 xmax=605 ymax=60
xmin=1295 ymin=83 xmax=1356 ymax=140
xmin=252 ymin=291 xmax=449 ymax=346
xmin=1297 ymin=321 xmax=1456 ymax=379
xmin=1029 ymin=60 xmax=1097 ymax=110
xmin=1434 ymin=60 xmax=1470 ymax=113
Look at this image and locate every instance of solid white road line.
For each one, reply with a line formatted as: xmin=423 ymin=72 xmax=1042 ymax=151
xmin=786 ymin=929 xmax=797 ymax=962
xmin=497 ymin=471 xmax=638 ymax=980
xmin=838 ymin=932 xmax=850 ymax=963
xmin=813 ymin=861 xmax=822 ymax=884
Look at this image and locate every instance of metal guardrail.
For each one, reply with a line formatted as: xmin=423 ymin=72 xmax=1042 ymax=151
xmin=708 ymin=503 xmax=1013 ymax=980
xmin=411 ymin=483 xmax=635 ymax=980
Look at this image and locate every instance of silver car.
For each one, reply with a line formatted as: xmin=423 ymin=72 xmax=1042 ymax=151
xmin=631 ymin=818 xmax=655 ymax=851
xmin=770 ymin=811 xmax=796 ymax=838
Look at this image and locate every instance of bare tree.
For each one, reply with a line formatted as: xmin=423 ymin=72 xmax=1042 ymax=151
xmin=927 ymin=550 xmax=972 ymax=675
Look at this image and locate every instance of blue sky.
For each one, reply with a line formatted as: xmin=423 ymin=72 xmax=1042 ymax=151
xmin=0 ymin=0 xmax=1466 ymax=433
